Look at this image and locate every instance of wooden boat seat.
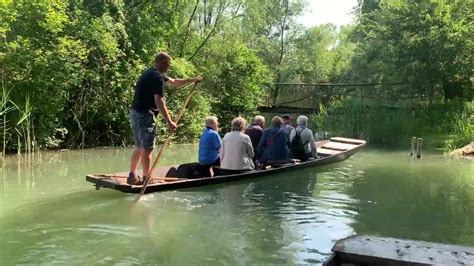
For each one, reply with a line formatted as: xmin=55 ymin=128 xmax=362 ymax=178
xmin=330 ymin=137 xmax=366 ymax=145
xmin=321 ymin=141 xmax=356 ymax=151
xmin=317 ymin=148 xmax=340 ymax=155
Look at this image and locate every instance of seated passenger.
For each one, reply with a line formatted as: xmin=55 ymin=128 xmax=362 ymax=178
xmin=220 ymin=117 xmax=255 ymax=172
xmin=256 ymin=116 xmax=292 ymax=168
xmin=197 ymin=116 xmax=222 ymax=177
xmin=289 ymin=115 xmax=317 ymax=162
xmin=281 ymin=114 xmax=295 ymax=135
xmin=244 ymin=115 xmax=265 ymax=160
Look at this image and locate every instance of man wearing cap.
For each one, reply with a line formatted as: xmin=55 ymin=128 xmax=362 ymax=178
xmin=281 ymin=114 xmax=295 ymax=136
xmin=128 ymin=52 xmax=203 ymax=185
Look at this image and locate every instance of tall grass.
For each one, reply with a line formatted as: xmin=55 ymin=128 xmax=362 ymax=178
xmin=12 ymin=96 xmax=33 ymax=157
xmin=313 ymin=98 xmax=474 ymax=150
xmin=1 ymin=86 xmax=15 ymax=164
xmin=443 ymin=102 xmax=474 ymax=151
xmin=0 ymin=85 xmax=35 ymax=163
xmin=313 ymin=99 xmax=419 ymax=144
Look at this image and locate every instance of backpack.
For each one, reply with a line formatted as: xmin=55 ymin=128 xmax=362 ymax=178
xmin=291 ymin=128 xmax=308 ymax=161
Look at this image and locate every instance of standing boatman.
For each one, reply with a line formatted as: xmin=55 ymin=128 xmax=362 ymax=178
xmin=128 ymin=52 xmax=202 ymax=185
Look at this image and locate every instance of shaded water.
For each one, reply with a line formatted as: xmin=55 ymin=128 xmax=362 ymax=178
xmin=0 ymin=145 xmax=473 ymax=264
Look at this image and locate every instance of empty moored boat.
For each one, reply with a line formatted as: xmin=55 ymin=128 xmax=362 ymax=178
xmin=324 ymin=235 xmax=474 ymax=265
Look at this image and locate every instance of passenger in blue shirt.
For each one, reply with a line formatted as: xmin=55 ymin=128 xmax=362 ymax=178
xmin=197 ymin=116 xmax=222 ymax=177
xmin=256 ymin=116 xmax=292 ymax=169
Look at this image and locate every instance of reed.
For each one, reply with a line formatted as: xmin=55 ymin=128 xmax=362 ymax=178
xmin=1 ymin=85 xmax=15 ymax=164
xmin=11 ymin=96 xmax=33 ymax=157
xmin=443 ymin=103 xmax=474 ymax=151
xmin=0 ymin=85 xmax=34 ymax=162
xmin=313 ymin=98 xmax=474 ymax=150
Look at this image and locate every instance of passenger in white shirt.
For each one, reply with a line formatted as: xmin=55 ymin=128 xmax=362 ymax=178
xmin=221 ymin=117 xmax=255 ymax=171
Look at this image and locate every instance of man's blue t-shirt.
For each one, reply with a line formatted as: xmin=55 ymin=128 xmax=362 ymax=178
xmin=198 ymin=127 xmax=222 ymax=164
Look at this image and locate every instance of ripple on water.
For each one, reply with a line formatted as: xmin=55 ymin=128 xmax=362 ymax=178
xmin=77 ymin=224 xmax=143 ymax=238
xmin=2 ymin=146 xmax=474 ymax=264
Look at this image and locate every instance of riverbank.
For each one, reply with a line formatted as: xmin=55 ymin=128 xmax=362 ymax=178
xmin=451 ymin=142 xmax=474 ymax=158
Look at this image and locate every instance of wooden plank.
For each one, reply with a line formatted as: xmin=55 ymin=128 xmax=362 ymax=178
xmin=317 ymin=148 xmax=341 ymax=155
xmin=104 ymin=174 xmax=178 ymax=180
xmin=330 ymin=137 xmax=366 ymax=145
xmin=322 ymin=142 xmax=357 ymax=151
xmin=331 ymin=235 xmax=474 ymax=265
xmin=315 ymin=140 xmax=331 ymax=149
xmin=96 ymin=174 xmax=181 ymax=183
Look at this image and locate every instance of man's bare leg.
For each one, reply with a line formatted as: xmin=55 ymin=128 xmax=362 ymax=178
xmin=141 ymin=148 xmax=154 ymax=181
xmin=130 ymin=147 xmax=143 ymax=175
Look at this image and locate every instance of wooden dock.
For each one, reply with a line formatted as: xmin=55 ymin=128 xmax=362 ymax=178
xmin=324 ymin=235 xmax=474 ymax=265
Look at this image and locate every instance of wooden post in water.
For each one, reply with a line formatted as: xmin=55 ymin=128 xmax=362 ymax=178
xmin=416 ymin=138 xmax=423 ymax=159
xmin=410 ymin=137 xmax=417 ymax=156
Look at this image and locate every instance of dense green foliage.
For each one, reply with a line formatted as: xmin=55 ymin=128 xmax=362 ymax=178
xmin=310 ymin=0 xmax=473 ymax=150
xmin=349 ymin=0 xmax=473 ymax=97
xmin=1 ymin=0 xmax=472 ymax=154
xmin=1 ymin=0 xmax=278 ymax=151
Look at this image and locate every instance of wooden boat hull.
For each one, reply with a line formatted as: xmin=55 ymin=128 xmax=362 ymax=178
xmin=324 ymin=235 xmax=474 ymax=265
xmin=86 ymin=137 xmax=367 ymax=194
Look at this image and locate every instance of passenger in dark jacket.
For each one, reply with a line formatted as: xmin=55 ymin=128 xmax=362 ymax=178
xmin=256 ymin=116 xmax=292 ymax=166
xmin=244 ymin=115 xmax=265 ymax=156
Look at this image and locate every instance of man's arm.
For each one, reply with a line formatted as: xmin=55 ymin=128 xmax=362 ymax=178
xmin=307 ymin=130 xmax=317 ymax=158
xmin=289 ymin=129 xmax=295 ymax=142
xmin=213 ymin=134 xmax=222 ymax=150
xmin=166 ymin=76 xmax=203 ymax=87
xmin=220 ymin=137 xmax=225 ymax=161
xmin=154 ymin=95 xmax=177 ymax=131
xmin=246 ymin=137 xmax=255 ymax=159
xmin=256 ymin=132 xmax=266 ymax=159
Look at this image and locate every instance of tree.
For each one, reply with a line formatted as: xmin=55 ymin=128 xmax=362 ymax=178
xmin=349 ymin=0 xmax=474 ymax=101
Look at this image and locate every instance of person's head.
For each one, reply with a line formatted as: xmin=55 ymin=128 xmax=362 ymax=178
xmin=281 ymin=114 xmax=292 ymax=125
xmin=296 ymin=115 xmax=309 ymax=127
xmin=205 ymin=116 xmax=219 ymax=130
xmin=154 ymin=52 xmax=172 ymax=73
xmin=231 ymin=117 xmax=247 ymax=132
xmin=254 ymin=115 xmax=265 ymax=128
xmin=271 ymin=116 xmax=283 ymax=128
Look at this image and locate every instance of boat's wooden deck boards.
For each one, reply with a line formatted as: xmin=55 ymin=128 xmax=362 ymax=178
xmin=317 ymin=148 xmax=341 ymax=155
xmin=321 ymin=141 xmax=357 ymax=151
xmin=330 ymin=137 xmax=366 ymax=145
xmin=96 ymin=174 xmax=187 ymax=185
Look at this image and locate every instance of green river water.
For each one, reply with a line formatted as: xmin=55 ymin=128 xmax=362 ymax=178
xmin=0 ymin=145 xmax=473 ymax=264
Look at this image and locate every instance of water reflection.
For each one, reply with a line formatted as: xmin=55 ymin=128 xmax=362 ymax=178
xmin=348 ymin=152 xmax=474 ymax=246
xmin=1 ymin=147 xmax=473 ymax=264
